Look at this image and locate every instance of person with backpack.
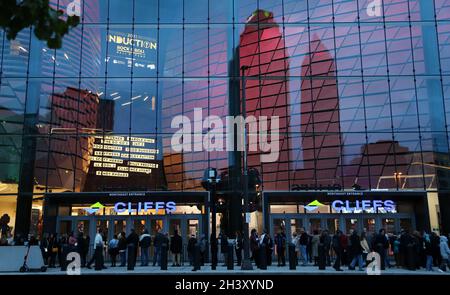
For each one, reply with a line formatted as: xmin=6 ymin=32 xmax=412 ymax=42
xmin=139 ymin=229 xmax=151 ymax=266
xmin=170 ymin=229 xmax=182 ymax=267
xmin=108 ymin=234 xmax=119 ymax=267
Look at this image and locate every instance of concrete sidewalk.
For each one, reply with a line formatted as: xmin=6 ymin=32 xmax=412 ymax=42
xmin=2 ymin=264 xmax=450 ymax=275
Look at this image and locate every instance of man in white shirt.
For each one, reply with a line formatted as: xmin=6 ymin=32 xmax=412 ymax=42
xmin=87 ymin=228 xmax=106 ymax=270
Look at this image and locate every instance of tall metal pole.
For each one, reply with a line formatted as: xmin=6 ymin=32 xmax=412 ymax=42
xmin=240 ymin=65 xmax=253 ymax=270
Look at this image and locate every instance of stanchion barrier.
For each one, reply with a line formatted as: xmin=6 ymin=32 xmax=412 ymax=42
xmin=227 ymin=244 xmax=234 ymax=270
xmin=259 ymin=244 xmax=267 ymax=270
xmin=288 ymin=243 xmax=296 ymax=270
xmin=161 ymin=244 xmax=168 ymax=270
xmin=318 ymin=244 xmax=326 ymax=270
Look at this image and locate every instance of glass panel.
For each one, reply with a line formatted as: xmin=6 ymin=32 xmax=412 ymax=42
xmin=187 ymin=219 xmax=199 ymax=238
xmin=114 ymin=219 xmax=126 ymax=235
xmin=382 ymin=218 xmax=396 ymax=234
xmin=150 ymin=219 xmax=164 ymax=236
xmin=133 ymin=219 xmax=146 ymax=234
xmin=290 ymin=218 xmax=303 ymax=237
xmin=308 ymin=218 xmax=321 ymax=234
xmin=272 ymin=218 xmax=286 ymax=236
xmin=326 ymin=218 xmax=339 ymax=233
xmin=59 ymin=221 xmax=72 ymax=235
xmin=169 ymin=218 xmax=181 ymax=236
xmin=363 ymin=218 xmax=376 ymax=234
xmin=96 ymin=220 xmax=109 ymax=241
xmin=345 ymin=218 xmax=358 ymax=234
xmin=400 ymin=218 xmax=412 ymax=232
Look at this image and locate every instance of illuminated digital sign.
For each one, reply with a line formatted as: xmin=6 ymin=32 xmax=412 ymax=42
xmin=331 ymin=199 xmax=396 ymax=213
xmin=107 ymin=31 xmax=157 ymax=70
xmin=90 ymin=135 xmax=160 ymax=178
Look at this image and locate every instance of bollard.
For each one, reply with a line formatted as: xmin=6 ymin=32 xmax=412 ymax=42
xmin=60 ymin=245 xmax=68 ymax=271
xmin=406 ymin=244 xmax=415 ymax=271
xmin=161 ymin=244 xmax=168 ymax=270
xmin=127 ymin=244 xmax=135 ymax=271
xmin=193 ymin=244 xmax=201 ymax=271
xmin=259 ymin=244 xmax=267 ymax=270
xmin=318 ymin=244 xmax=326 ymax=270
xmin=288 ymin=243 xmax=296 ymax=270
xmin=211 ymin=237 xmax=218 ymax=270
xmin=227 ymin=244 xmax=234 ymax=270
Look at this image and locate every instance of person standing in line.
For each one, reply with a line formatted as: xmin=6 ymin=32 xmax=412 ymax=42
xmin=274 ymin=229 xmax=286 ymax=267
xmin=360 ymin=231 xmax=371 ymax=266
xmin=139 ymin=229 xmax=151 ymax=267
xmin=430 ymin=231 xmax=441 ymax=268
xmin=373 ymin=229 xmax=389 ymax=270
xmin=438 ymin=235 xmax=450 ymax=272
xmin=266 ymin=232 xmax=274 ymax=266
xmin=199 ymin=234 xmax=208 ymax=266
xmin=323 ymin=230 xmax=332 ymax=266
xmin=250 ymin=229 xmax=259 ymax=267
xmin=187 ymin=234 xmax=197 ymax=266
xmin=332 ymin=230 xmax=343 ymax=271
xmin=153 ymin=228 xmax=164 ymax=266
xmin=219 ymin=231 xmax=229 ymax=267
xmin=423 ymin=231 xmax=434 ymax=271
xmin=349 ymin=230 xmax=364 ymax=271
xmin=299 ymin=228 xmax=309 ymax=266
xmin=339 ymin=231 xmax=349 ymax=267
xmin=87 ymin=228 xmax=106 ymax=270
xmin=235 ymin=231 xmax=243 ymax=267
xmin=82 ymin=234 xmax=90 ymax=268
xmin=392 ymin=234 xmax=401 ymax=268
xmin=126 ymin=228 xmax=139 ymax=268
xmin=117 ymin=232 xmax=127 ymax=267
xmin=108 ymin=234 xmax=119 ymax=267
xmin=170 ymin=229 xmax=182 ymax=267
xmin=48 ymin=233 xmax=58 ymax=268
xmin=311 ymin=230 xmax=320 ymax=266
xmin=291 ymin=232 xmax=300 ymax=266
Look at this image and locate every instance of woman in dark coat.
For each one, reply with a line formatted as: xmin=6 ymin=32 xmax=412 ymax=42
xmin=170 ymin=230 xmax=183 ymax=267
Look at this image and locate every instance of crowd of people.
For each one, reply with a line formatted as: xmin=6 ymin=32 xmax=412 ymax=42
xmin=2 ymin=225 xmax=450 ymax=273
xmin=248 ymin=227 xmax=450 ymax=273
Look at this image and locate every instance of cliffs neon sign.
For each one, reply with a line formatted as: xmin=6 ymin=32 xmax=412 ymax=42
xmin=331 ymin=200 xmax=396 ymax=213
xmin=114 ymin=201 xmax=176 ymax=214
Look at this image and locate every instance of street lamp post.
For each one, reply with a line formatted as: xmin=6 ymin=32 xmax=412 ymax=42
xmin=202 ymin=168 xmax=220 ymax=270
xmin=240 ymin=65 xmax=253 ymax=270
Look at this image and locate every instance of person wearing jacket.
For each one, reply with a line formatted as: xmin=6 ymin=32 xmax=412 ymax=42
xmin=118 ymin=232 xmax=127 ymax=267
xmin=235 ymin=231 xmax=243 ymax=266
xmin=431 ymin=231 xmax=441 ymax=267
xmin=139 ymin=229 xmax=151 ymax=266
xmin=311 ymin=230 xmax=320 ymax=266
xmin=250 ymin=229 xmax=259 ymax=267
xmin=274 ymin=230 xmax=287 ymax=267
xmin=170 ymin=230 xmax=182 ymax=267
xmin=439 ymin=235 xmax=450 ymax=272
xmin=219 ymin=231 xmax=228 ymax=267
xmin=332 ymin=230 xmax=343 ymax=271
xmin=126 ymin=228 xmax=139 ymax=268
xmin=291 ymin=232 xmax=300 ymax=266
xmin=339 ymin=232 xmax=349 ymax=267
xmin=360 ymin=232 xmax=371 ymax=266
xmin=373 ymin=229 xmax=389 ymax=270
xmin=423 ymin=232 xmax=433 ymax=271
xmin=187 ymin=234 xmax=197 ymax=266
xmin=349 ymin=230 xmax=364 ymax=271
xmin=299 ymin=228 xmax=309 ymax=266
xmin=108 ymin=235 xmax=119 ymax=267
xmin=153 ymin=228 xmax=165 ymax=266
xmin=87 ymin=228 xmax=106 ymax=270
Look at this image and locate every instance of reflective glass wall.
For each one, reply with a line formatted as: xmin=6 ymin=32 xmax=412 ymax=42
xmin=1 ymin=0 xmax=450 ymax=202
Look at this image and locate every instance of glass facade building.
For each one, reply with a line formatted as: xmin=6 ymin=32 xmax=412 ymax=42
xmin=1 ymin=0 xmax=450 ymax=239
